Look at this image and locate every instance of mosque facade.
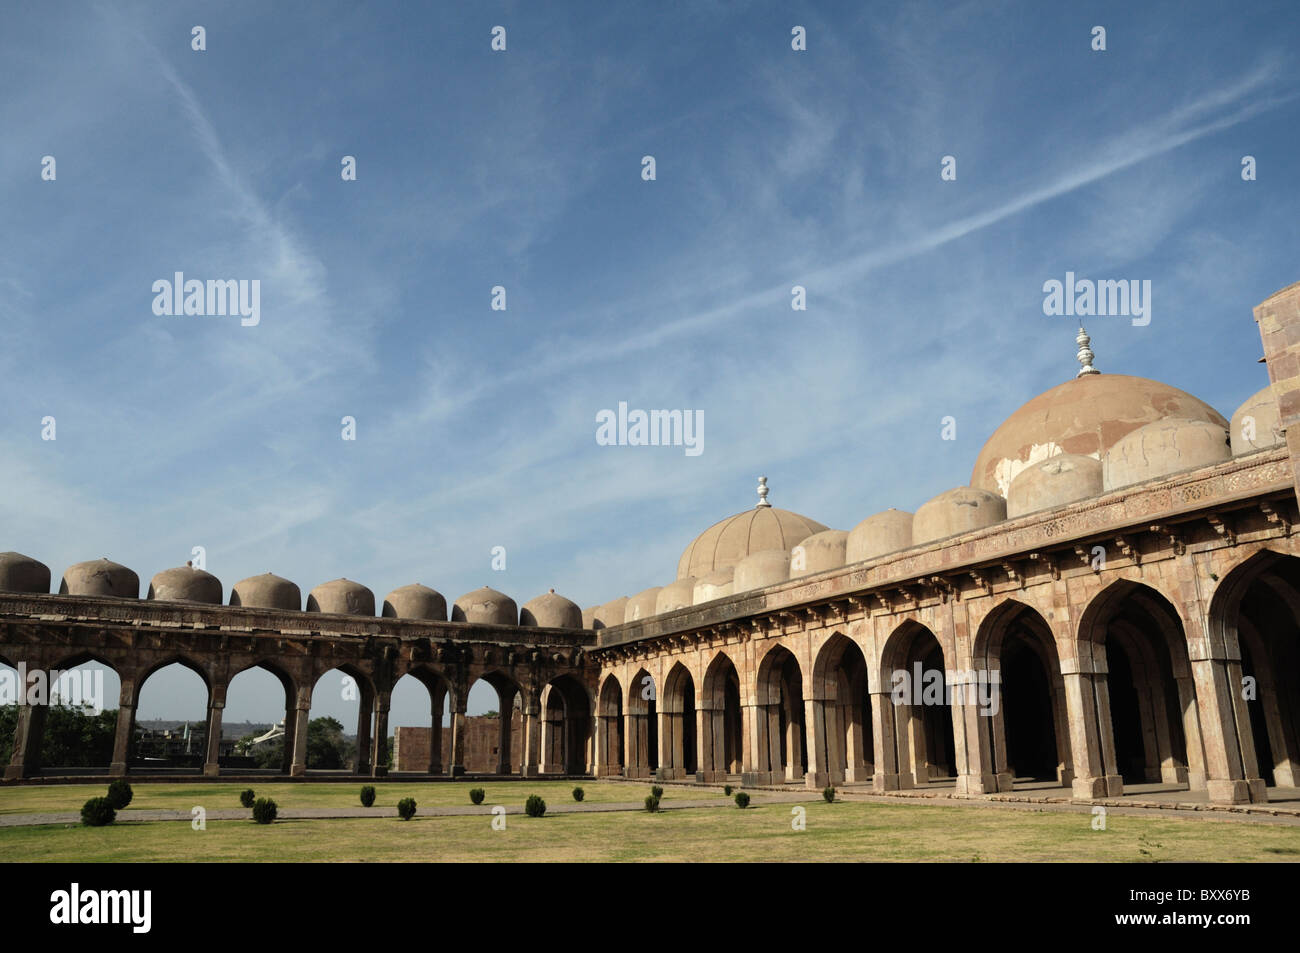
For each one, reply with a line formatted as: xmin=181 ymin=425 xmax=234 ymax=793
xmin=4 ymin=279 xmax=1300 ymax=807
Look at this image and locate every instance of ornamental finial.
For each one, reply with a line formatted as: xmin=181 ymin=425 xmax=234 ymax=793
xmin=756 ymin=476 xmax=772 ymax=508
xmin=1076 ymin=326 xmax=1099 ymax=377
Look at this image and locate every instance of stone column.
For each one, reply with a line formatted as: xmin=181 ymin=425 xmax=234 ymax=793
xmin=449 ymin=705 xmax=467 ymax=777
xmin=429 ymin=685 xmax=444 ymax=775
xmin=355 ymin=695 xmax=373 ymax=775
xmin=109 ymin=675 xmax=138 ymax=777
xmin=371 ymin=691 xmax=391 ymax=777
xmin=498 ymin=707 xmax=513 ymax=775
xmin=522 ymin=698 xmax=541 ymax=777
xmin=696 ymin=705 xmax=716 ymax=782
xmin=953 ymin=671 xmax=1000 ymax=795
xmin=4 ymin=701 xmax=47 ymax=780
xmin=740 ymin=701 xmax=765 ymax=785
xmin=870 ymin=691 xmax=900 ymax=792
xmin=281 ymin=705 xmax=297 ymax=775
xmin=203 ymin=681 xmax=226 ymax=777
xmin=623 ymin=712 xmax=641 ymax=777
xmin=289 ymin=692 xmax=310 ymax=777
xmin=1061 ymin=659 xmax=1122 ymax=798
xmin=803 ymin=697 xmax=828 ymax=789
xmin=1189 ymin=654 xmax=1266 ymax=804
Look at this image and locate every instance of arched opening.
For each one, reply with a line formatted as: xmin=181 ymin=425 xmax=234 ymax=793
xmin=973 ymin=601 xmax=1071 ymax=792
xmin=597 ymin=675 xmax=625 ymax=776
xmin=881 ymin=622 xmax=957 ymax=787
xmin=1209 ymin=549 xmax=1300 ymax=792
xmin=226 ymin=662 xmax=296 ymax=774
xmin=133 ymin=659 xmax=210 ymax=773
xmin=661 ymin=663 xmax=697 ymax=778
xmin=1079 ymin=581 xmax=1199 ymax=796
xmin=701 ymin=652 xmax=743 ymax=781
xmin=305 ymin=666 xmax=374 ymax=773
xmin=626 ymin=668 xmax=658 ymax=778
xmin=390 ymin=667 xmax=454 ymax=775
xmin=541 ymin=674 xmax=590 ymax=774
xmin=755 ymin=645 xmax=807 ymax=784
xmin=40 ymin=656 xmax=122 ymax=775
xmin=468 ymin=671 xmax=522 ymax=775
xmin=811 ymin=634 xmax=873 ymax=785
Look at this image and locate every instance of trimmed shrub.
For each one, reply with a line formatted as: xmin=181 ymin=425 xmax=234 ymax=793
xmin=397 ymin=797 xmax=417 ymax=821
xmin=239 ymin=789 xmax=255 ymax=808
xmin=650 ymin=785 xmax=664 ymax=800
xmin=644 ymin=794 xmax=660 ymax=813
xmin=105 ymin=779 xmax=133 ymax=810
xmin=724 ymin=785 xmax=733 ymax=796
xmin=81 ymin=797 xmax=116 ymax=827
xmin=823 ymin=785 xmax=836 ymax=804
xmin=360 ymin=785 xmax=376 ymax=807
xmin=525 ymin=794 xmax=547 ymax=818
xmin=572 ymin=786 xmax=585 ymax=802
xmin=252 ymin=798 xmax=278 ymax=824
xmin=734 ymin=791 xmax=750 ymax=809
xmin=469 ymin=788 xmax=486 ymax=805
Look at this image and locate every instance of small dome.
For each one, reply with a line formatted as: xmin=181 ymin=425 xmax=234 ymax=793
xmin=0 ymin=552 xmax=50 ymax=593
xmin=593 ymin=596 xmax=629 ymax=629
xmin=230 ymin=573 xmax=301 ymax=611
xmin=734 ymin=549 xmax=791 ymax=593
xmin=60 ymin=559 xmax=139 ymax=599
xmin=1103 ymin=418 xmax=1231 ymax=491
xmin=625 ymin=587 xmax=663 ymax=622
xmin=582 ymin=605 xmax=599 ymax=629
xmin=693 ymin=567 xmax=735 ymax=604
xmin=148 ymin=565 xmax=222 ymax=604
xmin=382 ymin=584 xmax=447 ymax=620
xmin=655 ymin=578 xmax=696 ymax=615
xmin=913 ymin=488 xmax=1007 ymax=546
xmin=1231 ymin=385 xmax=1284 ymax=455
xmin=846 ymin=510 xmax=913 ymax=563
xmin=1006 ymin=453 xmax=1103 ymax=518
xmin=521 ymin=589 xmax=582 ymax=628
xmin=306 ymin=578 xmax=375 ymax=616
xmin=451 ymin=586 xmax=517 ymax=625
xmin=677 ymin=506 xmax=828 ymax=579
xmin=972 ymin=374 xmax=1227 ymax=496
xmin=790 ymin=529 xmax=848 ymax=577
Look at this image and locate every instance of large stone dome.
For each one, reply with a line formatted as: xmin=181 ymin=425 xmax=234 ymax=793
xmin=520 ymin=589 xmax=582 ymax=628
xmin=971 ymin=374 xmax=1227 ymax=497
xmin=60 ymin=559 xmax=139 ymax=599
xmin=382 ymin=584 xmax=447 ymax=620
xmin=231 ymin=573 xmax=301 ymax=610
xmin=0 ymin=552 xmax=50 ymax=593
xmin=451 ymin=586 xmax=517 ymax=626
xmin=306 ymin=578 xmax=376 ymax=616
xmin=677 ymin=506 xmax=828 ymax=579
xmin=148 ymin=565 xmax=223 ymax=604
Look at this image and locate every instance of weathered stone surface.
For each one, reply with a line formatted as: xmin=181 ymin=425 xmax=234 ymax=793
xmin=306 ymin=578 xmax=376 ymax=616
xmin=60 ymin=558 xmax=139 ymax=599
xmin=1006 ymin=453 xmax=1103 ymax=518
xmin=382 ymin=583 xmax=447 ymax=621
xmin=912 ymin=487 xmax=1007 ymax=545
xmin=790 ymin=529 xmax=848 ymax=577
xmin=0 ymin=552 xmax=50 ymax=594
xmin=452 ymin=586 xmax=517 ymax=625
xmin=1102 ymin=418 xmax=1231 ymax=491
xmin=230 ymin=572 xmax=301 ymax=611
xmin=521 ymin=590 xmax=582 ymax=628
xmin=846 ymin=509 xmax=913 ymax=563
xmin=148 ymin=566 xmax=222 ymax=604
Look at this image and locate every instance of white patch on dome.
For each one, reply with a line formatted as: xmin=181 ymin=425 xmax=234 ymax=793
xmin=993 ymin=443 xmax=1104 ymax=496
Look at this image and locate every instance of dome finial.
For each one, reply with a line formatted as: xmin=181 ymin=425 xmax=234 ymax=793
xmin=1076 ymin=326 xmax=1099 ymax=377
xmin=756 ymin=475 xmax=772 ymax=508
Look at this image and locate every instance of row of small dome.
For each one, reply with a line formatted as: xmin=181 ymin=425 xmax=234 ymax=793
xmin=0 ymin=555 xmax=584 ymax=628
xmin=587 ymin=384 xmax=1283 ymax=629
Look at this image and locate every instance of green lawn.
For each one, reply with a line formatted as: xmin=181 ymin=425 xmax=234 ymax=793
xmin=0 ymin=780 xmax=669 ymax=815
xmin=2 ymin=793 xmax=1298 ymax=862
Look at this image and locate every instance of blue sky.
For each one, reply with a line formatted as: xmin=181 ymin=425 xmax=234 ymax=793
xmin=2 ymin=0 xmax=1298 ymax=730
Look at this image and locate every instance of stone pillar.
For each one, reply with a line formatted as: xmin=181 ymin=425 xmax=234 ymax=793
xmin=498 ymin=706 xmax=512 ymax=775
xmin=109 ymin=676 xmax=138 ymax=777
xmin=869 ymin=691 xmax=900 ymax=791
xmin=803 ymin=697 xmax=828 ymax=789
xmin=281 ymin=705 xmax=297 ymax=775
xmin=953 ymin=670 xmax=1001 ymax=795
xmin=4 ymin=702 xmax=47 ymax=780
xmin=289 ymin=696 xmax=310 ymax=777
xmin=1061 ymin=660 xmax=1122 ymax=798
xmin=1189 ymin=654 xmax=1266 ymax=804
xmin=203 ymin=682 xmax=226 ymax=777
xmin=355 ymin=695 xmax=373 ymax=775
xmin=623 ymin=712 xmax=642 ymax=777
xmin=697 ymin=705 xmax=719 ymax=782
xmin=740 ymin=701 xmax=766 ymax=785
xmin=450 ymin=705 xmax=467 ymax=777
xmin=371 ymin=692 xmax=390 ymax=777
xmin=429 ymin=686 xmax=444 ymax=775
xmin=522 ymin=698 xmax=541 ymax=777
